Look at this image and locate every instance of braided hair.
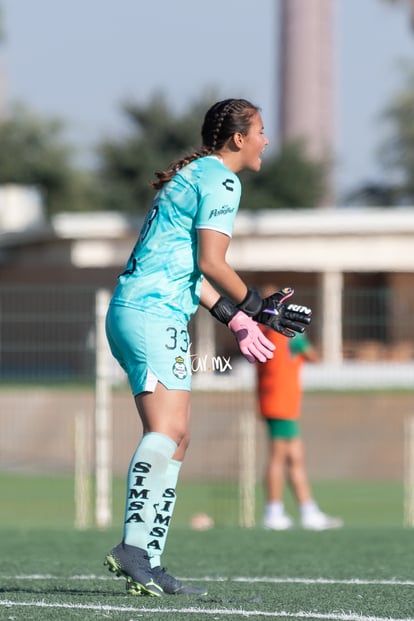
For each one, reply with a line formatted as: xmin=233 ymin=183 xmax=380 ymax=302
xmin=150 ymin=98 xmax=259 ymax=189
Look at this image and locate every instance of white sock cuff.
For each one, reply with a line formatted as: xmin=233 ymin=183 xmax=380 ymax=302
xmin=300 ymin=500 xmax=319 ymax=516
xmin=140 ymin=432 xmax=177 ymax=457
xmin=266 ymin=501 xmax=285 ymax=515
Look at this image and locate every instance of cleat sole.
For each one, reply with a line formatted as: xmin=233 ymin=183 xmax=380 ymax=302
xmin=104 ymin=553 xmax=163 ymax=597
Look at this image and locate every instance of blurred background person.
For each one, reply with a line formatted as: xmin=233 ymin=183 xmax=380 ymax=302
xmin=257 ymin=286 xmax=343 ymax=531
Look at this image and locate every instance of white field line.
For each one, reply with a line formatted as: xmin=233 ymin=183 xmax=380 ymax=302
xmin=0 ymin=600 xmax=413 ymax=621
xmin=231 ymin=577 xmax=414 ymax=587
xmin=2 ymin=574 xmax=414 ymax=587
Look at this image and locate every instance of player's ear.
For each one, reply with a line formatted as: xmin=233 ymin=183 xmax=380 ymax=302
xmin=233 ymin=132 xmax=244 ymax=149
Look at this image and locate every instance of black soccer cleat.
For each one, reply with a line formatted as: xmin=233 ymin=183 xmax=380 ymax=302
xmin=149 ymin=566 xmax=208 ymax=596
xmin=104 ymin=541 xmax=164 ymax=597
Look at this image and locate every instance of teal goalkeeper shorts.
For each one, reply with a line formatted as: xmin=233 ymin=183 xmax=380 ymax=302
xmin=265 ymin=418 xmax=301 ymax=439
xmin=106 ymin=304 xmax=192 ymax=395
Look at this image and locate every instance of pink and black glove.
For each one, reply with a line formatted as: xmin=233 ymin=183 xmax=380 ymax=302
xmin=210 ymin=297 xmax=275 ymax=364
xmin=228 ymin=311 xmax=275 ymax=363
xmin=237 ymin=287 xmax=312 ymax=338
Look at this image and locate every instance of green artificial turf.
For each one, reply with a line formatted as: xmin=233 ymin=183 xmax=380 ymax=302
xmin=1 ymin=473 xmax=404 ymax=529
xmin=1 ymin=526 xmax=413 ymax=620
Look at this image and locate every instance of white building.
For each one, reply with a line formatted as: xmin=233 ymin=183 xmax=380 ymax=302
xmin=1 ymin=192 xmax=414 ymax=370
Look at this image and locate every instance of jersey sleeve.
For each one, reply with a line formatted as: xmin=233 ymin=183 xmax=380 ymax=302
xmin=195 ymin=167 xmax=241 ymax=237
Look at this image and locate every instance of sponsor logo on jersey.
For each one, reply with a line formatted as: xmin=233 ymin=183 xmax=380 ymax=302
xmin=208 ymin=205 xmax=235 ymax=220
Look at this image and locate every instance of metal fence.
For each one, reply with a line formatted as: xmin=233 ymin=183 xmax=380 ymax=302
xmin=0 ymin=285 xmax=97 ymax=382
xmin=1 ymin=284 xmax=413 ymax=528
xmin=1 ymin=284 xmax=414 ymax=382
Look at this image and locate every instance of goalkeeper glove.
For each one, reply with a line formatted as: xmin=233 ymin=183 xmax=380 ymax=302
xmin=236 ymin=286 xmax=312 ymax=337
xmin=227 ymin=311 xmax=275 ymax=363
xmin=209 ymin=298 xmax=275 ymax=363
xmin=254 ymin=287 xmax=312 ymax=338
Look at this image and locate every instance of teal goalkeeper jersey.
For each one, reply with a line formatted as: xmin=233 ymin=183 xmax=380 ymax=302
xmin=110 ymin=156 xmax=242 ymax=321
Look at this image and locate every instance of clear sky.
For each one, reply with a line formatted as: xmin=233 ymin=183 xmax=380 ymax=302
xmin=0 ymin=0 xmax=413 ymax=204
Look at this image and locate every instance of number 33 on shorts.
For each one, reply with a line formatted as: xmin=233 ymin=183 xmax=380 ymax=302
xmin=163 ymin=324 xmax=191 ymax=385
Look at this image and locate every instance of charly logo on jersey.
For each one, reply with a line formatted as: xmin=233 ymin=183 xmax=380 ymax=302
xmin=222 ymin=178 xmax=235 ymax=192
xmin=208 ymin=205 xmax=235 ymax=220
xmin=172 ymin=356 xmax=188 ymax=380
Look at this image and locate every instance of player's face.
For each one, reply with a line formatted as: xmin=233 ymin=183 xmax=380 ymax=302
xmin=239 ymin=112 xmax=269 ymax=172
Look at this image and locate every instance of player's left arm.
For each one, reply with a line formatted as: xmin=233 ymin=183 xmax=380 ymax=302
xmin=303 ymin=343 xmax=319 ymax=362
xmin=198 ymin=236 xmax=311 ymax=338
xmin=199 ymin=277 xmax=275 ymax=364
xmin=290 ymin=333 xmax=319 ymax=362
xmin=197 ymin=228 xmax=248 ymax=304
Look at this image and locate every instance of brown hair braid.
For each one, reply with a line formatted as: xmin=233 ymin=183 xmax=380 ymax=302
xmin=150 ymin=98 xmax=259 ymax=190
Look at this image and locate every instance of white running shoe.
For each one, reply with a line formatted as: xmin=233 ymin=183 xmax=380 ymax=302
xmin=263 ymin=513 xmax=294 ymax=531
xmin=301 ymin=511 xmax=343 ymax=531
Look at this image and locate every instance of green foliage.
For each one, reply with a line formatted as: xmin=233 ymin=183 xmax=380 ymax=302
xmin=379 ymin=64 xmax=414 ymax=199
xmin=346 ymin=63 xmax=414 ymax=206
xmin=97 ymin=95 xmax=327 ymax=214
xmin=0 ymin=104 xmax=100 ymax=215
xmin=96 ymin=94 xmax=208 ymax=213
xmin=0 ymin=95 xmax=327 ymax=216
xmin=240 ymin=140 xmax=327 ymax=209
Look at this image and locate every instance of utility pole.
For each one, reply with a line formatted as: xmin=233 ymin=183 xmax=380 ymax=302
xmin=278 ymin=0 xmax=336 ymax=207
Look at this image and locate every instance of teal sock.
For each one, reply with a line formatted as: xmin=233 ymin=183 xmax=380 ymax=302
xmin=148 ymin=459 xmax=182 ymax=568
xmin=123 ymin=432 xmax=177 ymax=549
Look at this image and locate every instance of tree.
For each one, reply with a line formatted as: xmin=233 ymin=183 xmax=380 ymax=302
xmin=0 ymin=104 xmax=100 ymax=215
xmin=346 ymin=63 xmax=414 ymax=206
xmin=345 ymin=2 xmax=414 ymax=206
xmin=0 ymin=96 xmax=326 ymax=216
xmin=240 ymin=140 xmax=327 ymax=210
xmin=97 ymin=95 xmax=327 ymax=214
xmin=96 ymin=94 xmax=206 ymax=213
xmin=383 ymin=0 xmax=414 ymax=29
xmin=379 ymin=65 xmax=414 ymax=200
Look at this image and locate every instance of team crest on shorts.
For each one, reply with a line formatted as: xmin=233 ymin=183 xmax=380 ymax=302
xmin=172 ymin=356 xmax=188 ymax=380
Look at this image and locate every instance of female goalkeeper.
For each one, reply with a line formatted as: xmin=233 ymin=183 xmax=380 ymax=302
xmin=104 ymin=98 xmax=311 ymax=597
